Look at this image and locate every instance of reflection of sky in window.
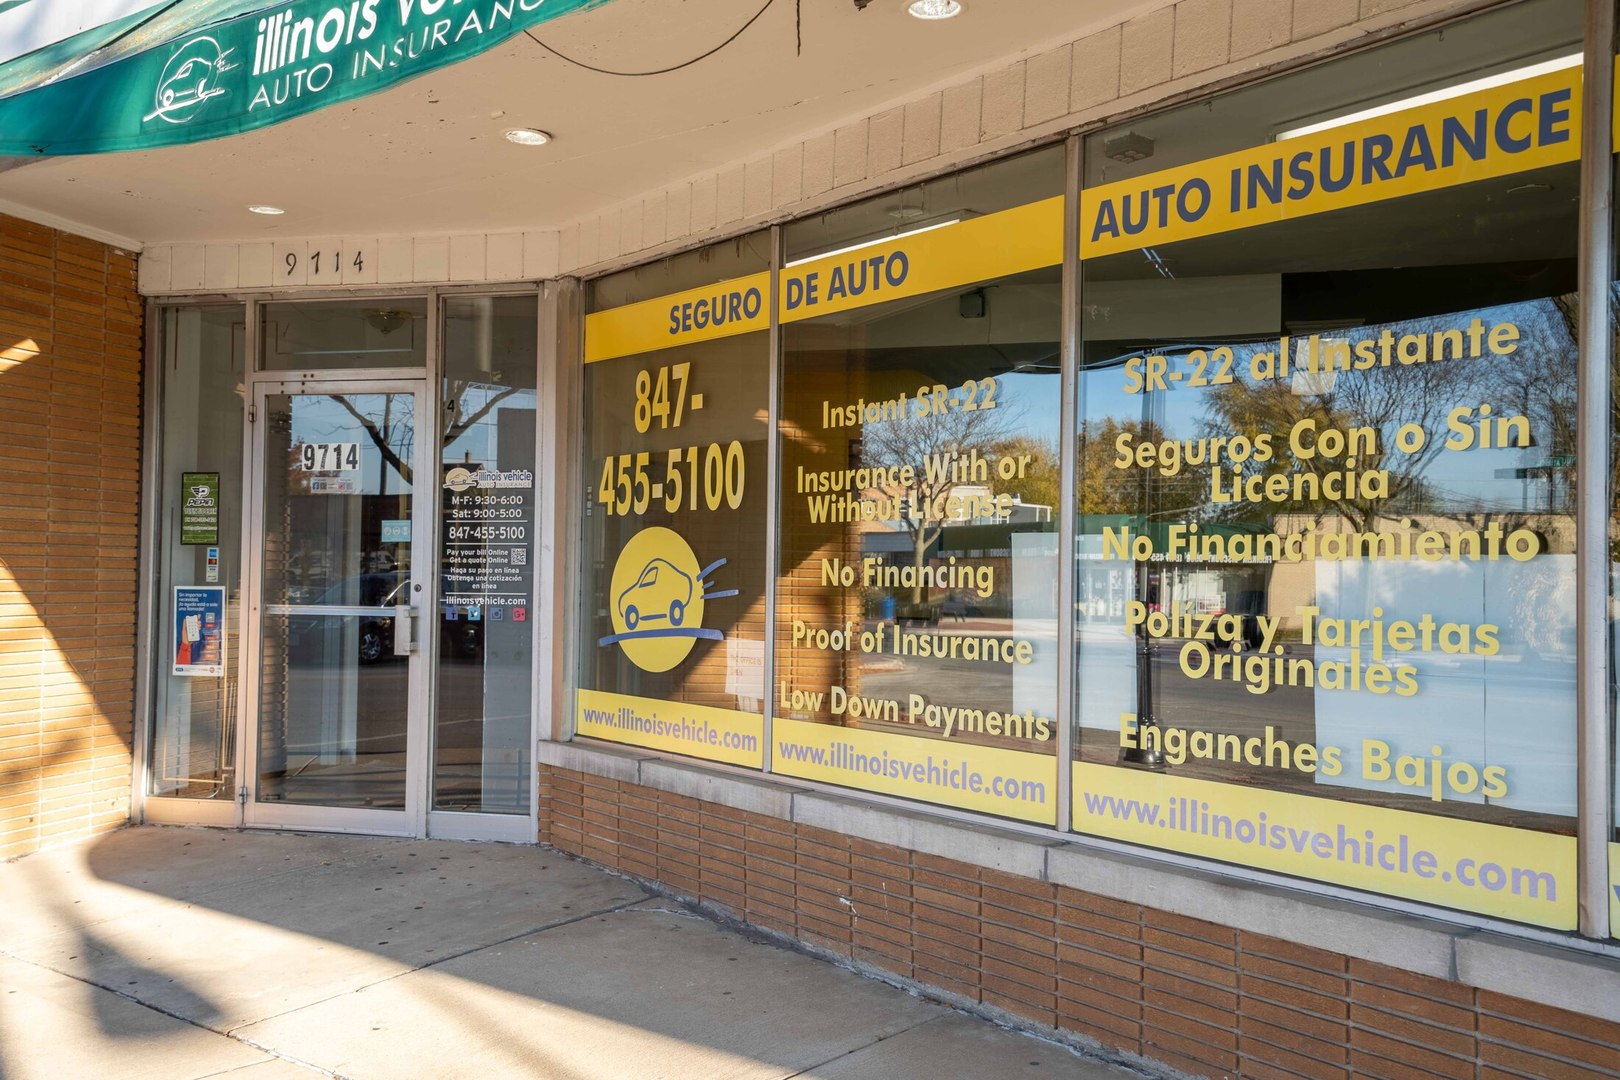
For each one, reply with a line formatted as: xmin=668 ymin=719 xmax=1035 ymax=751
xmin=997 ymin=371 xmax=1061 ymax=436
xmin=1079 ymin=297 xmax=1575 ymax=514
xmin=443 ymin=384 xmax=536 ymax=464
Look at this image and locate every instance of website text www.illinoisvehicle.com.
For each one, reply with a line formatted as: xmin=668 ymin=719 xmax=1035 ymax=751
xmin=1081 ymin=790 xmax=1557 ymax=902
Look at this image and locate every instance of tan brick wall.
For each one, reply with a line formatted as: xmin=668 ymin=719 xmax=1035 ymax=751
xmin=539 ymin=763 xmax=1620 ymax=1080
xmin=0 ymin=214 xmax=142 ymax=860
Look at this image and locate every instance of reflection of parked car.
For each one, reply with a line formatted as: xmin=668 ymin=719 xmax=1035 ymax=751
xmin=617 ymin=558 xmax=693 ymax=631
xmin=437 ymin=595 xmax=484 ymax=661
xmin=290 ymin=573 xmax=483 ymax=663
xmin=895 ymin=598 xmax=944 ymax=625
xmin=289 ymin=573 xmax=404 ymax=664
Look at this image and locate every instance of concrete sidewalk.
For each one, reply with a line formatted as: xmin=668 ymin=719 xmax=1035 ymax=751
xmin=0 ymin=827 xmax=1147 ymax=1080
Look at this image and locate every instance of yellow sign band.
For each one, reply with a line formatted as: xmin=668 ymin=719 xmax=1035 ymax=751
xmin=1081 ymin=64 xmax=1583 ymax=258
xmin=585 ymin=197 xmax=1064 ymax=364
xmin=778 ymin=196 xmax=1063 ymax=324
xmin=584 ymin=271 xmax=771 ymax=364
xmin=773 ymin=716 xmax=1058 ymax=826
xmin=587 ymin=60 xmax=1599 ymax=362
xmin=576 ymin=688 xmax=765 ymax=769
xmin=1074 ymin=764 xmax=1576 ymax=929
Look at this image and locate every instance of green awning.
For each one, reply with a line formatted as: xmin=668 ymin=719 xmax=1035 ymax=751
xmin=0 ymin=0 xmax=609 ymax=155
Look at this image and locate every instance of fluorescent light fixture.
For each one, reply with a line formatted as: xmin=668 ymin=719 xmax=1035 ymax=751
xmin=503 ymin=127 xmax=552 ymax=146
xmin=247 ymin=204 xmax=284 ymax=215
xmin=786 ymin=218 xmax=960 ymax=268
xmin=1276 ymin=52 xmax=1582 ymax=141
xmin=908 ymin=0 xmax=962 ymax=18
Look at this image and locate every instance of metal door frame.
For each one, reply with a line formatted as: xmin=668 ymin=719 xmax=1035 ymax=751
xmin=240 ymin=377 xmax=432 ymax=837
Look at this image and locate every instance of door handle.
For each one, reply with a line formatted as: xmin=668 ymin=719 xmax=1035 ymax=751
xmin=393 ymin=604 xmax=417 ymax=656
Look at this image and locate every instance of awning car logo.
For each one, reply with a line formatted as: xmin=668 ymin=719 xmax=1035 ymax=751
xmin=145 ymin=36 xmax=236 ymax=124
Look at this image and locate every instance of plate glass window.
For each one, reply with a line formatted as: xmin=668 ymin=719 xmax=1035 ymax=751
xmin=149 ymin=305 xmax=245 ymax=799
xmin=434 ymin=295 xmax=539 ymax=814
xmin=259 ymin=299 xmax=427 ymax=372
xmin=1073 ymin=0 xmax=1583 ymax=929
xmin=578 ymin=235 xmax=772 ymax=768
xmin=775 ymin=149 xmax=1066 ymax=824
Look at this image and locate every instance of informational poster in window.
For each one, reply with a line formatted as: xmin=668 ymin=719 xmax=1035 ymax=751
xmin=173 ymin=586 xmax=225 ymax=677
xmin=440 ymin=462 xmax=534 ymax=626
xmin=1073 ymin=59 xmax=1582 ymax=929
xmin=179 ymin=472 xmax=220 ymax=545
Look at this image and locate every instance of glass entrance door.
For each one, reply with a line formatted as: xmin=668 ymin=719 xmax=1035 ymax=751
xmin=245 ymin=382 xmax=429 ymax=834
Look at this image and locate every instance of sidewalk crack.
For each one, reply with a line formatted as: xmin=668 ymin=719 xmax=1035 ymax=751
xmin=775 ymin=1014 xmax=949 ymax=1079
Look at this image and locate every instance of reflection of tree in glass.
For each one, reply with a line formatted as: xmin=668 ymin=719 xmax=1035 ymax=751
xmin=1469 ymin=296 xmax=1578 ymax=516
xmin=1199 ymin=320 xmax=1487 ymax=533
xmin=1077 ymin=418 xmax=1204 ymax=520
xmin=443 ymin=382 xmax=525 ymax=461
xmin=328 ymin=383 xmax=518 ymax=483
xmin=990 ymin=434 xmax=1060 ymax=513
xmin=860 ymin=395 xmax=1014 ymax=602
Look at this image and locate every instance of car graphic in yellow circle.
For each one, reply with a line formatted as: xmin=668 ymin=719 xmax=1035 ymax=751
xmin=604 ymin=527 xmax=732 ymax=673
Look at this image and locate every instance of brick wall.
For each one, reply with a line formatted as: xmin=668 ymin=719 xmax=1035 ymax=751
xmin=538 ymin=763 xmax=1620 ymax=1080
xmin=0 ymin=214 xmax=142 ymax=860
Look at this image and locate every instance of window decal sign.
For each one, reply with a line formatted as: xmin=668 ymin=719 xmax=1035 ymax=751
xmin=596 ymin=527 xmax=736 ymax=672
xmin=776 ymin=717 xmax=1058 ymax=825
xmin=582 ymin=197 xmax=1066 ymax=364
xmin=1081 ymin=63 xmax=1584 ymax=258
xmin=1076 ymin=766 xmax=1576 ymax=928
xmin=0 ymin=0 xmax=611 ymax=155
xmin=578 ymin=300 xmax=766 ymax=768
xmin=576 ymin=687 xmax=763 ymax=768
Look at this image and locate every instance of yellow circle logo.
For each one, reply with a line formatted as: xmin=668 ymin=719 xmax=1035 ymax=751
xmin=607 ymin=527 xmax=707 ymax=672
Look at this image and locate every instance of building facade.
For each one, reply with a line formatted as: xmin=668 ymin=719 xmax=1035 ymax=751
xmin=2 ymin=0 xmax=1620 ymax=1076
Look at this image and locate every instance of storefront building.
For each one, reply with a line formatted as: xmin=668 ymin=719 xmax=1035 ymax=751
xmin=3 ymin=0 xmax=1620 ymax=1075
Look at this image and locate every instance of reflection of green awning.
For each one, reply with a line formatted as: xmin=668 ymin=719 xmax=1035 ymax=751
xmin=1076 ymin=515 xmax=1266 ymax=551
xmin=0 ymin=0 xmax=609 ymax=155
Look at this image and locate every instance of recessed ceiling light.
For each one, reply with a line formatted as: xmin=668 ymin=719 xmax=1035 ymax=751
xmin=503 ymin=128 xmax=552 ymax=146
xmin=907 ymin=0 xmax=962 ymax=19
xmin=247 ymin=204 xmax=284 ymax=215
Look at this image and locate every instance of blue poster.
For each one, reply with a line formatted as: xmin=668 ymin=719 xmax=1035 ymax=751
xmin=173 ymin=586 xmax=225 ymax=677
